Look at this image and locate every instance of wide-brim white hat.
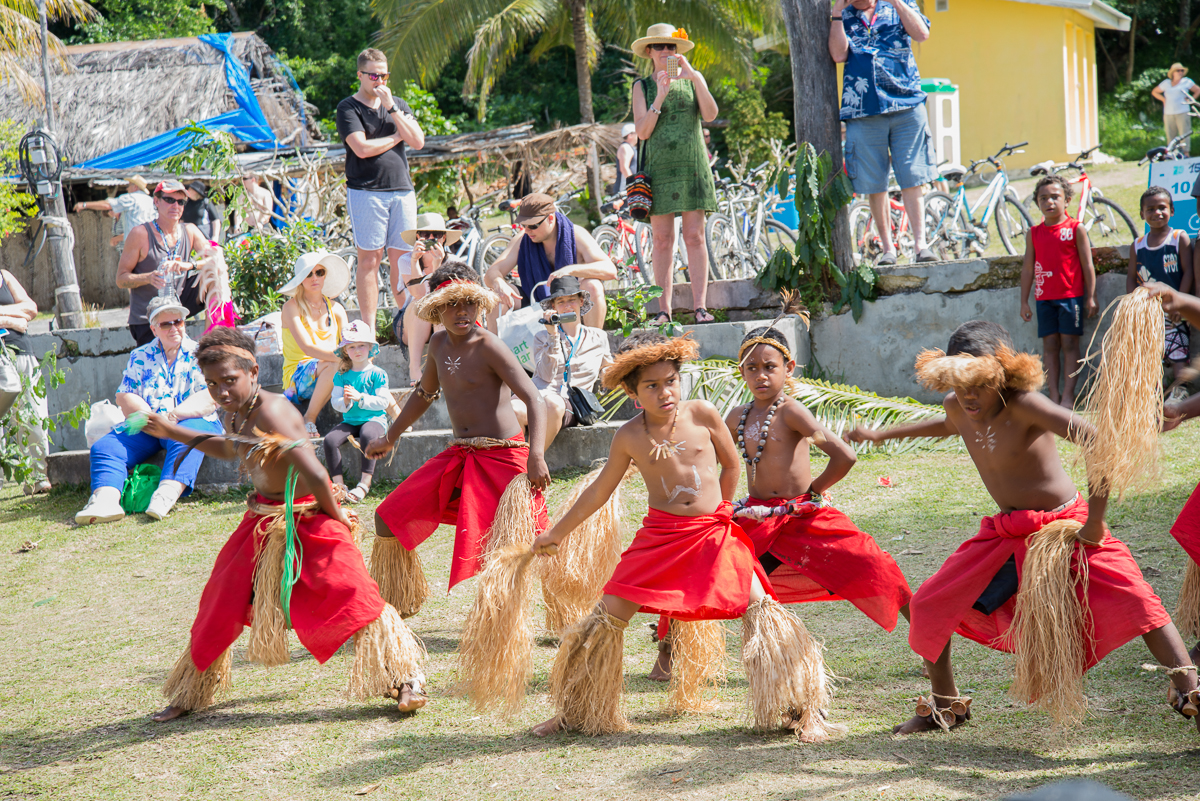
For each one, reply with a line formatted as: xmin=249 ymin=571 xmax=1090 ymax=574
xmin=278 ymin=251 xmax=350 ymax=298
xmin=400 ymin=212 xmax=463 ymax=247
xmin=632 ymin=23 xmax=695 ymax=58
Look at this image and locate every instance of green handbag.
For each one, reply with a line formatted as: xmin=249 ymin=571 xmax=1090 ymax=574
xmin=120 ymin=463 xmax=162 ymax=513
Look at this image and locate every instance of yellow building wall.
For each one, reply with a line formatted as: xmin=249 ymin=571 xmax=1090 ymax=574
xmin=911 ymin=0 xmax=1100 ymax=169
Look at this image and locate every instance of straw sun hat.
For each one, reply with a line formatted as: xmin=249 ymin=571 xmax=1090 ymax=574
xmin=1170 ymin=62 xmax=1189 ymax=77
xmin=631 ymin=23 xmax=695 ymax=59
xmin=399 ymin=212 xmax=463 ymax=247
xmin=278 ymin=251 xmax=351 ymax=298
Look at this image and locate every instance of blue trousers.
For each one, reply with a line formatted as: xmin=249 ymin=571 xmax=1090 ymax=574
xmin=90 ymin=417 xmax=224 ymax=494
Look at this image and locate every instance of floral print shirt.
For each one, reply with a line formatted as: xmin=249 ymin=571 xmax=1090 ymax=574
xmin=117 ymin=336 xmax=219 ymax=422
xmin=840 ymin=0 xmax=929 ymax=121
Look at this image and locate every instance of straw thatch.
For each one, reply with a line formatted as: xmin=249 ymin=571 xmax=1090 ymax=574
xmin=4 ymin=32 xmax=318 ymax=166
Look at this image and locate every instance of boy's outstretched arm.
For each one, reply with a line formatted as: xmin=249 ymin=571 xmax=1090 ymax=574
xmin=845 ymin=413 xmax=957 ymax=446
xmin=532 ymin=444 xmax=632 ymax=554
xmin=1164 ymin=392 xmax=1200 ymax=431
xmin=1020 ymin=234 xmax=1036 ymax=322
xmin=787 ymin=403 xmax=856 ymax=495
xmin=1076 ymin=225 xmax=1098 ymax=317
xmin=141 ymin=413 xmax=237 ymax=460
xmin=1146 ymin=282 xmax=1200 ymax=327
xmin=488 ymin=337 xmax=550 ymax=490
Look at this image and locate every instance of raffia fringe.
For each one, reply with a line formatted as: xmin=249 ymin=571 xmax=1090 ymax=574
xmin=1178 ymin=560 xmax=1200 ymax=641
xmin=348 ymin=604 xmax=426 ymax=700
xmin=741 ymin=597 xmax=841 ymax=742
xmin=549 ymin=605 xmax=630 ymax=735
xmin=162 ymin=646 xmax=232 ymax=711
xmin=483 ymin=475 xmax=540 ymax=561
xmin=369 ymin=536 xmax=430 ymax=619
xmin=539 ymin=463 xmax=626 ymax=637
xmin=245 ymin=514 xmax=291 ymax=666
xmin=667 ymin=619 xmax=727 ymax=714
xmin=1003 ymin=519 xmax=1092 ymax=724
xmin=456 ymin=543 xmax=537 ymax=716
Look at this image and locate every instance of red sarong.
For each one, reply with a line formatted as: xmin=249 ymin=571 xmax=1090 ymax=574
xmin=1170 ymin=482 xmax=1200 ymax=562
xmin=604 ymin=501 xmax=776 ymax=621
xmin=189 ymin=494 xmax=385 ymax=672
xmin=738 ymin=495 xmax=912 ymax=631
xmin=375 ymin=434 xmax=548 ymax=590
xmin=908 ymin=494 xmax=1170 ymax=665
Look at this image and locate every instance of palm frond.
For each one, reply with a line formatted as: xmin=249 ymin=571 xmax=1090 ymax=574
xmin=372 ymin=0 xmax=508 ymax=87
xmin=0 ymin=1 xmax=94 ymax=103
xmin=528 ymin=5 xmax=600 ymax=71
xmin=622 ymin=0 xmax=767 ymax=83
xmin=464 ymin=0 xmax=562 ymax=115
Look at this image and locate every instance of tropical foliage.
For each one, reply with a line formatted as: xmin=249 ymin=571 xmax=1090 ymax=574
xmin=3 ymin=0 xmax=97 ymax=102
xmin=69 ymin=0 xmax=210 ymax=43
xmin=0 ymin=122 xmax=36 ymax=237
xmin=1 ymin=349 xmax=89 ymax=485
xmin=224 ymin=221 xmax=326 ymax=321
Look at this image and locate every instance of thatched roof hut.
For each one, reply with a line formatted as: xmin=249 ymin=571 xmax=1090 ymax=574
xmin=6 ymin=32 xmax=321 ymax=166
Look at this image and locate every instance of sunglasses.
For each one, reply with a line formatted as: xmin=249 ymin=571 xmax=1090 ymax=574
xmin=361 ymin=71 xmax=390 ymax=81
xmin=521 ymin=216 xmax=548 ymax=231
xmin=156 ymin=319 xmax=184 ymax=329
xmin=417 ymin=231 xmax=446 ymax=239
xmin=308 ymin=268 xmax=327 ymax=278
xmin=158 ymin=195 xmax=186 ymax=206
xmin=649 ymin=43 xmax=677 ymax=52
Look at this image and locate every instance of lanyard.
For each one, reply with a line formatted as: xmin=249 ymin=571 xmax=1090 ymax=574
xmin=559 ymin=326 xmax=583 ymax=386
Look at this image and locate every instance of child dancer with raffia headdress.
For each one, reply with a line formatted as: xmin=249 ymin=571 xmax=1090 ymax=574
xmin=529 ymin=331 xmax=840 ymax=742
xmin=848 ymin=320 xmax=1199 ymax=734
xmin=364 ymin=261 xmax=551 ymax=619
xmin=141 ymin=327 xmax=426 ymax=721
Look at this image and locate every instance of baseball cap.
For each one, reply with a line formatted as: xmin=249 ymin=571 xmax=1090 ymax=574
xmin=154 ymin=179 xmax=187 ymax=196
xmin=515 ymin=192 xmax=556 ymax=225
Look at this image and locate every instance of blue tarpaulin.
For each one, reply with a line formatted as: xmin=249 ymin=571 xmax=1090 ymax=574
xmin=74 ymin=33 xmax=279 ymax=170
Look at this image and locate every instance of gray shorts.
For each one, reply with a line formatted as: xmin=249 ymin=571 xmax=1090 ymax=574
xmin=844 ymin=104 xmax=938 ymax=195
xmin=346 ymin=187 xmax=416 ymax=252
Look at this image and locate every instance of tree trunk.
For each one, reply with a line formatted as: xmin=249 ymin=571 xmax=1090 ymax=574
xmin=1181 ymin=0 xmax=1192 ymax=58
xmin=1126 ymin=3 xmax=1140 ymax=84
xmin=567 ymin=0 xmax=603 ymax=221
xmin=780 ymin=0 xmax=852 ymax=273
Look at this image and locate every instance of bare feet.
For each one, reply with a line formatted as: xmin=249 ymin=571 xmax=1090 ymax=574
xmin=648 ymin=641 xmax=671 ymax=682
xmin=386 ymin=682 xmax=428 ymax=713
xmin=531 ymin=716 xmax=564 ymax=737
xmin=892 ymin=713 xmax=947 ymax=735
xmin=150 ymin=705 xmax=188 ymax=722
xmin=892 ymin=696 xmax=970 ymax=735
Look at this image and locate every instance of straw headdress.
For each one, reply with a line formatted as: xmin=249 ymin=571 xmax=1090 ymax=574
xmin=413 ymin=278 xmax=499 ymax=325
xmin=602 ymin=334 xmax=700 ymax=391
xmin=914 ymin=345 xmax=1044 ymax=394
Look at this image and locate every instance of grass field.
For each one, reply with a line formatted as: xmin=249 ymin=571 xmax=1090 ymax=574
xmin=4 ymin=425 xmax=1200 ymax=801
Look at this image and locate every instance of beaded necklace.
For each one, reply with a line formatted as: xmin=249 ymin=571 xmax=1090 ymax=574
xmin=737 ymin=396 xmax=785 ymax=485
xmin=644 ymin=407 xmax=685 ymax=461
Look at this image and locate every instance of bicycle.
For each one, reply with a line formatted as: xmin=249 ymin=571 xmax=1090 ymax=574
xmin=593 ymin=195 xmax=651 ymax=289
xmin=1140 ymin=133 xmax=1192 ymax=166
xmin=847 ymin=189 xmax=916 ymax=265
xmin=1025 ymin=144 xmax=1138 ymax=245
xmin=706 ymin=162 xmax=798 ymax=280
xmin=925 ymin=142 xmax=1034 ymax=259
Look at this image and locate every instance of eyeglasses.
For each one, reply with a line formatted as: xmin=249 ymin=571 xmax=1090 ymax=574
xmin=156 ymin=319 xmax=184 ymax=329
xmin=417 ymin=231 xmax=446 ymax=239
xmin=649 ymin=43 xmax=677 ymax=52
xmin=309 ymin=268 xmax=327 ymax=278
xmin=158 ymin=196 xmax=186 ymax=206
xmin=521 ymin=216 xmax=548 ymax=231
xmin=360 ymin=71 xmax=390 ymax=80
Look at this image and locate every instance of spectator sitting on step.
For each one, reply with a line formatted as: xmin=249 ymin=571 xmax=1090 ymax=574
xmin=73 ymin=175 xmax=156 ymax=249
xmin=512 ymin=276 xmax=613 ymax=450
xmin=483 ymin=192 xmax=617 ymax=329
xmin=74 ymin=295 xmax=224 ymax=526
xmin=242 ymin=173 xmax=275 ymax=231
xmin=390 ymin=213 xmax=460 ymax=386
xmin=280 ymin=252 xmax=351 ymax=439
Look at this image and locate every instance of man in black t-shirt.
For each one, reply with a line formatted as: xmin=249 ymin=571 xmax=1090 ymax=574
xmin=335 ymin=47 xmax=425 ymax=326
xmin=182 ymin=180 xmax=222 ymax=243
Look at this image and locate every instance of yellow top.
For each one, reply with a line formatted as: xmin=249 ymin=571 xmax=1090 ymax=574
xmin=281 ymin=297 xmax=342 ymax=388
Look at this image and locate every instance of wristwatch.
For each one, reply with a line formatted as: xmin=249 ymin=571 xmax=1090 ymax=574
xmin=388 ymin=104 xmax=399 ymax=114
xmin=831 ymin=14 xmax=843 ymax=20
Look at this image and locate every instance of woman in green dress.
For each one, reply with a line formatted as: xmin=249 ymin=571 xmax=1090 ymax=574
xmin=631 ymin=23 xmax=719 ymax=324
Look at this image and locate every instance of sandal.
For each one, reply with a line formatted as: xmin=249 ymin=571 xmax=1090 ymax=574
xmin=347 ymin=482 xmax=370 ymax=504
xmin=694 ymin=307 xmax=716 ymax=324
xmin=651 ymin=311 xmax=671 ymax=325
xmin=1169 ymin=684 xmax=1200 ymax=718
xmin=305 ymin=421 xmax=320 ymax=439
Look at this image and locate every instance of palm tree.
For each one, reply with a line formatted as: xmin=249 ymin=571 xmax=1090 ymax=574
xmin=2 ymin=0 xmax=98 ymax=104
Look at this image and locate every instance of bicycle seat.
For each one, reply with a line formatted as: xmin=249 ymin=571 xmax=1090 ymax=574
xmin=937 ymin=163 xmax=967 ymax=182
xmin=498 ymin=198 xmax=517 ymax=212
xmin=1144 ymin=146 xmax=1168 ymax=163
xmin=1028 ymin=160 xmax=1056 ymax=177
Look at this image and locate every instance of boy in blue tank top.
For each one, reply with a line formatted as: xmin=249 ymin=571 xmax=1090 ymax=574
xmin=1128 ymin=186 xmax=1194 ymax=399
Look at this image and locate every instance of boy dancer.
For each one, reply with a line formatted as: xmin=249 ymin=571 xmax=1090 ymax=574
xmin=728 ymin=327 xmax=912 ymax=629
xmin=365 ymin=261 xmax=550 ymax=618
xmin=1019 ymin=174 xmax=1098 ymax=408
xmin=848 ymin=320 xmax=1198 ymax=733
xmin=530 ymin=332 xmax=838 ymax=741
xmin=1129 ymin=186 xmax=1195 ymax=401
xmin=143 ymin=327 xmax=425 ymax=722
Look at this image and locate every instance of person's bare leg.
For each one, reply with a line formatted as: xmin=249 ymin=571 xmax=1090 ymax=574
xmin=544 ymin=393 xmax=565 ymax=450
xmin=532 ymin=593 xmax=641 ymax=736
xmin=868 ymin=192 xmax=895 ymax=255
xmin=681 ymin=210 xmax=709 ymax=316
xmin=650 ymin=214 xmax=677 ymax=318
xmin=1144 ymin=623 xmax=1200 ymax=730
xmin=581 ymin=278 xmax=607 ymax=328
xmin=407 ymin=315 xmax=432 ymax=384
xmin=901 ymin=186 xmax=926 ymax=250
xmin=1043 ymin=333 xmax=1062 ymax=405
xmin=356 ymin=248 xmax=382 ymax=327
xmin=305 ymin=361 xmax=337 ymax=425
xmin=893 ymin=640 xmax=963 ymax=734
xmin=1061 ymin=333 xmax=1081 ymax=408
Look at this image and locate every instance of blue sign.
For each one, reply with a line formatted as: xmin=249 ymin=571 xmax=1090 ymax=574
xmin=1148 ymin=157 xmax=1200 ymax=237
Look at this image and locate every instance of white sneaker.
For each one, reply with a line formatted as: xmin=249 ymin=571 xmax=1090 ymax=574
xmin=146 ymin=482 xmax=185 ymax=520
xmin=75 ymin=486 xmax=125 ymax=525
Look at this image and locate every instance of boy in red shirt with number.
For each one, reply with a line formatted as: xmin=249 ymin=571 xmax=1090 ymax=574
xmin=1019 ymin=174 xmax=1097 ymax=408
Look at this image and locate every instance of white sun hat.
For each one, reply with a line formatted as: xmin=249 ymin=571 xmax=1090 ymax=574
xmin=278 ymin=251 xmax=351 ymax=298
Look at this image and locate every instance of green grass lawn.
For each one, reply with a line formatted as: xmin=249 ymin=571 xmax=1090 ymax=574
xmin=4 ymin=427 xmax=1200 ymax=800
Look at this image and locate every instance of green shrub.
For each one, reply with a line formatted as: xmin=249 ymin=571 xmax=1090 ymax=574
xmin=225 ymin=221 xmax=325 ymax=321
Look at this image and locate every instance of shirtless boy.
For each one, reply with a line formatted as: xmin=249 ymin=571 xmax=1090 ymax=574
xmin=529 ymin=332 xmax=837 ymax=741
xmin=143 ymin=327 xmax=425 ymax=722
xmin=848 ymin=320 xmax=1199 ymax=734
xmin=727 ymin=327 xmax=912 ymax=628
xmin=365 ymin=261 xmax=550 ymax=616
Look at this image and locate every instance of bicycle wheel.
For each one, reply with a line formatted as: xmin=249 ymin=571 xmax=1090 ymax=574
xmin=705 ymin=213 xmax=745 ymax=280
xmin=848 ymin=200 xmax=880 ymax=266
xmin=922 ymin=191 xmax=962 ymax=261
xmin=594 ymin=225 xmax=637 ymax=289
xmin=476 ymin=232 xmax=512 ymax=277
xmin=996 ymin=193 xmax=1034 ymax=256
xmin=754 ymin=220 xmax=798 ymax=269
xmin=1089 ymin=196 xmax=1140 ymax=244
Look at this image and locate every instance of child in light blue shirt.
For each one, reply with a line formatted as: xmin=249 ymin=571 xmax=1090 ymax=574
xmin=324 ymin=320 xmax=392 ymax=502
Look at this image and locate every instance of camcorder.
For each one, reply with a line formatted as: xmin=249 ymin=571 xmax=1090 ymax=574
xmin=539 ymin=311 xmax=578 ymax=325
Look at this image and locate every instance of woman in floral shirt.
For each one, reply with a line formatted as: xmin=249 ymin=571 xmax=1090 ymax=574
xmin=75 ymin=296 xmax=224 ymax=526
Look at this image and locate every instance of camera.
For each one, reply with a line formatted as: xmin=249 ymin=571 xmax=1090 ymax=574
xmin=418 ymin=238 xmax=440 ymax=249
xmin=538 ymin=311 xmax=578 ymax=325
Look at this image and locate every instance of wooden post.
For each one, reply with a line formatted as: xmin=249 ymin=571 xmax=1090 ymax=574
xmin=780 ymin=0 xmax=853 ymax=272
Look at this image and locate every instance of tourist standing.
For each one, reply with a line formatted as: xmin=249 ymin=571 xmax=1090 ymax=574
xmin=1153 ymin=63 xmax=1200 ymax=156
xmin=242 ymin=173 xmax=275 ymax=230
xmin=182 ymin=180 xmax=222 ymax=243
xmin=336 ymin=48 xmax=424 ymax=328
xmin=615 ymin=123 xmax=638 ymax=194
xmin=74 ymin=175 xmax=156 ymax=249
xmin=630 ymin=24 xmax=719 ymax=324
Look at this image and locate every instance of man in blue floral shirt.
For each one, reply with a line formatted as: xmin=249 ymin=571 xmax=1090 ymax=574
xmin=830 ymin=0 xmax=938 ymax=265
xmin=76 ymin=296 xmax=224 ymax=526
